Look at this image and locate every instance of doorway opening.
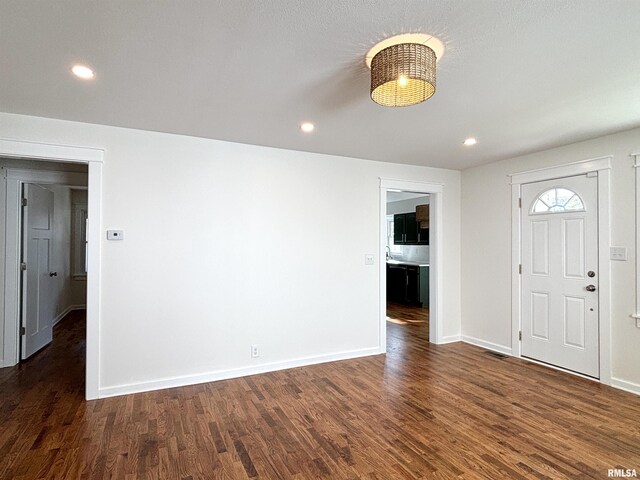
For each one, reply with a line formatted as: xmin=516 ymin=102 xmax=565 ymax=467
xmin=385 ymin=191 xmax=430 ymax=351
xmin=379 ymin=178 xmax=443 ymax=352
xmin=1 ymin=158 xmax=88 ymax=385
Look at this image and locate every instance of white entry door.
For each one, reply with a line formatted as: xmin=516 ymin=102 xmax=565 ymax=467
xmin=21 ymin=183 xmax=56 ymax=359
xmin=521 ymin=174 xmax=599 ymax=378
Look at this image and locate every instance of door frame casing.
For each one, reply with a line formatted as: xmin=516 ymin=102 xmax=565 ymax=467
xmin=509 ymin=156 xmax=612 ymax=385
xmin=0 ymin=139 xmax=103 ymax=400
xmin=379 ymin=178 xmax=444 ymax=349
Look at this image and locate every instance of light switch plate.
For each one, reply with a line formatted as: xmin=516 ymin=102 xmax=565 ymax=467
xmin=610 ymin=246 xmax=627 ymax=261
xmin=107 ymin=230 xmax=124 ymax=241
xmin=365 ymin=254 xmax=375 ymax=265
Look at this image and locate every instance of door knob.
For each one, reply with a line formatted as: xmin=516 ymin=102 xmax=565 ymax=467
xmin=585 ymin=284 xmax=596 ymax=292
xmin=49 ymin=272 xmax=57 ymax=277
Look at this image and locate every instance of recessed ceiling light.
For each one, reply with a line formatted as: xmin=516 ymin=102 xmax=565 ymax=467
xmin=71 ymin=64 xmax=95 ymax=80
xmin=300 ymin=122 xmax=315 ymax=133
xmin=463 ymin=137 xmax=477 ymax=146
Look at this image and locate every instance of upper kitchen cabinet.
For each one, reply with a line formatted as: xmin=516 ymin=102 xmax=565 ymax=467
xmin=417 ymin=225 xmax=429 ymax=245
xmin=393 ymin=213 xmax=414 ymax=244
xmin=393 ymin=213 xmax=405 ymax=244
xmin=404 ymin=213 xmax=418 ymax=243
xmin=393 ymin=205 xmax=429 ymax=245
xmin=416 ymin=204 xmax=429 ymax=245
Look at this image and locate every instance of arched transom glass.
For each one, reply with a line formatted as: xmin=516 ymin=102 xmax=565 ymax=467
xmin=531 ymin=188 xmax=584 ymax=214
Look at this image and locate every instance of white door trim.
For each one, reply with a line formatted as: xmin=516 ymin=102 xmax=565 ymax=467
xmin=5 ymin=168 xmax=89 ymax=186
xmin=509 ymin=155 xmax=612 ymax=385
xmin=379 ymin=178 xmax=444 ymax=349
xmin=509 ymin=156 xmax=612 ymax=185
xmin=633 ymin=153 xmax=640 ymax=325
xmin=0 ymin=138 xmax=103 ymax=400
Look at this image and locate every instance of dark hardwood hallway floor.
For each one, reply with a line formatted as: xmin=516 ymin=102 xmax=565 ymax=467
xmin=1 ymin=311 xmax=640 ymax=479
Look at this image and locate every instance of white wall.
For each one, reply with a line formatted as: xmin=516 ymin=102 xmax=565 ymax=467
xmin=461 ymin=127 xmax=640 ymax=388
xmin=0 ymin=112 xmax=462 ymax=395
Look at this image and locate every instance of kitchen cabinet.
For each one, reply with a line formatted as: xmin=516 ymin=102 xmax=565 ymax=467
xmin=386 ymin=263 xmax=429 ymax=307
xmin=393 ymin=214 xmax=405 ymax=244
xmin=406 ymin=265 xmax=420 ymax=304
xmin=393 ymin=212 xmax=419 ymax=244
xmin=387 ymin=264 xmax=407 ymax=303
xmin=405 ymin=213 xmax=418 ymax=243
xmin=419 ymin=266 xmax=429 ymax=306
xmin=416 ymin=204 xmax=429 ymax=245
xmin=418 ymin=226 xmax=429 ymax=245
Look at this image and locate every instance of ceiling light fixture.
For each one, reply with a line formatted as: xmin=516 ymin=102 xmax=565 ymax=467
xmin=300 ymin=122 xmax=315 ymax=133
xmin=366 ymin=34 xmax=444 ymax=108
xmin=71 ymin=64 xmax=95 ymax=80
xmin=463 ymin=138 xmax=478 ymax=146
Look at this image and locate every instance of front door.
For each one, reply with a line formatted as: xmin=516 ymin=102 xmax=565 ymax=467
xmin=21 ymin=183 xmax=56 ymax=359
xmin=521 ymin=174 xmax=599 ymax=377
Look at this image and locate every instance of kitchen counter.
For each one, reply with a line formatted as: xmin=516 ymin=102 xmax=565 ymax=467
xmin=386 ymin=259 xmax=429 ymax=267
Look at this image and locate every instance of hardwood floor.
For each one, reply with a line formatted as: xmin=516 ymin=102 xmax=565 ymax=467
xmin=1 ymin=310 xmax=640 ymax=479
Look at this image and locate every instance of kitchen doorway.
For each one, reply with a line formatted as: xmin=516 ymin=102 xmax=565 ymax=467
xmin=385 ymin=191 xmax=430 ymax=349
xmin=379 ymin=179 xmax=444 ymax=352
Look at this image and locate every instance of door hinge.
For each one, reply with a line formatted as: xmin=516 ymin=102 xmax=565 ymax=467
xmin=20 ymin=262 xmax=26 ymax=271
xmin=519 ymin=331 xmax=522 ymax=341
xmin=518 ymin=197 xmax=522 ymax=208
xmin=20 ymin=326 xmax=26 ymax=335
xmin=21 ymin=197 xmax=27 ymax=207
xmin=518 ymin=264 xmax=522 ymax=274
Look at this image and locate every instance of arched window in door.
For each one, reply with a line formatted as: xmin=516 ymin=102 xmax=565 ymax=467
xmin=530 ymin=187 xmax=584 ymax=214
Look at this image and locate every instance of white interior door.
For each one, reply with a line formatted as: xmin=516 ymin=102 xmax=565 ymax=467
xmin=521 ymin=174 xmax=599 ymax=378
xmin=21 ymin=183 xmax=56 ymax=359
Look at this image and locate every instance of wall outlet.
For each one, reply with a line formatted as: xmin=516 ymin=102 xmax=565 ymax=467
xmin=106 ymin=230 xmax=124 ymax=241
xmin=251 ymin=344 xmax=259 ymax=358
xmin=365 ymin=254 xmax=375 ymax=265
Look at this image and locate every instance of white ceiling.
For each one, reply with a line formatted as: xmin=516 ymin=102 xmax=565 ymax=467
xmin=1 ymin=1 xmax=639 ymax=170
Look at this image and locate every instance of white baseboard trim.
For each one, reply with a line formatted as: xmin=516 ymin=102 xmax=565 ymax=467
xmin=461 ymin=335 xmax=512 ymax=356
xmin=99 ymin=346 xmax=381 ymax=399
xmin=438 ymin=335 xmax=461 ymax=344
xmin=53 ymin=304 xmax=86 ymax=326
xmin=611 ymin=377 xmax=640 ymax=396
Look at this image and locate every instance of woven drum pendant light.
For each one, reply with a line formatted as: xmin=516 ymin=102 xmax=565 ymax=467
xmin=370 ymin=43 xmax=436 ymax=107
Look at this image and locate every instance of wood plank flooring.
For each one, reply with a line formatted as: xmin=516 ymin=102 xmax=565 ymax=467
xmin=386 ymin=302 xmax=429 ymax=326
xmin=1 ymin=310 xmax=639 ymax=479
